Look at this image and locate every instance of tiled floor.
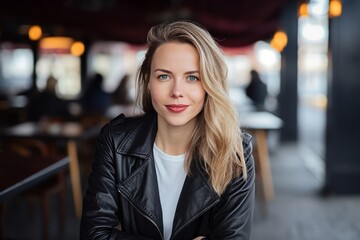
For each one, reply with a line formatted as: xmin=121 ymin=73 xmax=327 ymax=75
xmin=251 ymin=143 xmax=360 ymax=240
xmin=2 ymin=143 xmax=360 ymax=240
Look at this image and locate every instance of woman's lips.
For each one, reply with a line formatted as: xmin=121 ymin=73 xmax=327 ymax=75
xmin=165 ymin=104 xmax=189 ymax=113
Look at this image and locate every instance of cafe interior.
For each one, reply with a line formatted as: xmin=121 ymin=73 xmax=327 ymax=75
xmin=1 ymin=0 xmax=360 ymax=239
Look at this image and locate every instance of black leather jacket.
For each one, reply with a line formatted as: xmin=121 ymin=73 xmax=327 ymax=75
xmin=80 ymin=112 xmax=255 ymax=240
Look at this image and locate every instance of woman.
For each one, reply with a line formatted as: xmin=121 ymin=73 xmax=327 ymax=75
xmin=80 ymin=21 xmax=255 ymax=240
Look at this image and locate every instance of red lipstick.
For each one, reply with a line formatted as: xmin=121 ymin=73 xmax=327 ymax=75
xmin=165 ymin=104 xmax=189 ymax=113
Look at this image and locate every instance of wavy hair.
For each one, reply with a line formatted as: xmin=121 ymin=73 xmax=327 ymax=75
xmin=136 ymin=21 xmax=246 ymax=195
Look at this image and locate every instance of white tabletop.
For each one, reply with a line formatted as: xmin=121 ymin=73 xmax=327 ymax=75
xmin=239 ymin=111 xmax=283 ymax=130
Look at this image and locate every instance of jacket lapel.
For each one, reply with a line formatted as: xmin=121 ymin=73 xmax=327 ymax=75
xmin=116 ymin=112 xmax=164 ymax=234
xmin=118 ymin=154 xmax=163 ymax=235
xmin=171 ymin=162 xmax=220 ymax=237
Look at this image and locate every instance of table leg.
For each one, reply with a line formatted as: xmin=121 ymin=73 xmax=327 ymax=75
xmin=253 ymin=130 xmax=274 ymax=202
xmin=67 ymin=140 xmax=82 ymax=218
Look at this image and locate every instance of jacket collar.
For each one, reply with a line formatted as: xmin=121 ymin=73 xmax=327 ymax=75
xmin=116 ymin=112 xmax=220 ymax=238
xmin=116 ymin=111 xmax=158 ymax=159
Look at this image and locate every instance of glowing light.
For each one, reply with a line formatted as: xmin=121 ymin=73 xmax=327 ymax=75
xmin=28 ymin=25 xmax=42 ymax=41
xmin=298 ymin=3 xmax=309 ymax=17
xmin=70 ymin=41 xmax=85 ymax=56
xmin=301 ymin=23 xmax=326 ymax=42
xmin=255 ymin=41 xmax=280 ymax=68
xmin=270 ymin=30 xmax=288 ymax=52
xmin=329 ymin=0 xmax=342 ymax=18
xmin=40 ymin=37 xmax=74 ymax=50
xmin=299 ymin=53 xmax=328 ymax=72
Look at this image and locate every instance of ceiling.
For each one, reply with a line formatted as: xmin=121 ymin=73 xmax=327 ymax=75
xmin=0 ymin=0 xmax=290 ymax=47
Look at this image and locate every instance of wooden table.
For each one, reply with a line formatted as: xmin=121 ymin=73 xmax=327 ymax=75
xmin=240 ymin=111 xmax=283 ymax=209
xmin=0 ymin=121 xmax=102 ymax=218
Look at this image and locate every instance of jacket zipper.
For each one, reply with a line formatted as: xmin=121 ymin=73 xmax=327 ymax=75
xmin=118 ymin=189 xmax=164 ymax=240
xmin=171 ymin=199 xmax=220 ymax=240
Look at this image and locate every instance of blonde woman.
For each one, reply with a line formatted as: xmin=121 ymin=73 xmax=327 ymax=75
xmin=81 ymin=21 xmax=255 ymax=240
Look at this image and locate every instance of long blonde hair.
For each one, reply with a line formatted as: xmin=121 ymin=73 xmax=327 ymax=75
xmin=136 ymin=21 xmax=246 ymax=195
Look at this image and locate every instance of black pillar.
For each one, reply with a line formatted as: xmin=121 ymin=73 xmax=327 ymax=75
xmin=278 ymin=0 xmax=298 ymax=142
xmin=325 ymin=0 xmax=360 ymax=194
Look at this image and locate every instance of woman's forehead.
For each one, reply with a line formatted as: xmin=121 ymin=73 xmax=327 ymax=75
xmin=151 ymin=42 xmax=200 ymax=71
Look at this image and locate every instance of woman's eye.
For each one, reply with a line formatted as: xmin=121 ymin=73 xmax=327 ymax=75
xmin=158 ymin=75 xmax=169 ymax=80
xmin=188 ymin=75 xmax=199 ymax=81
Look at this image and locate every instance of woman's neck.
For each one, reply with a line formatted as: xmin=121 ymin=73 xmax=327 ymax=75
xmin=155 ymin=121 xmax=195 ymax=155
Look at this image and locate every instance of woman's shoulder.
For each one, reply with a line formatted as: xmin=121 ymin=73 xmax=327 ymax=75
xmin=110 ymin=113 xmax=145 ymax=128
xmin=98 ymin=112 xmax=156 ymax=147
xmin=100 ymin=113 xmax=148 ymax=137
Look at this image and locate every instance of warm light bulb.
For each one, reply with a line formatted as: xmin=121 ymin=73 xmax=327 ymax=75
xmin=298 ymin=3 xmax=309 ymax=17
xmin=271 ymin=30 xmax=288 ymax=52
xmin=274 ymin=31 xmax=288 ymax=47
xmin=70 ymin=41 xmax=85 ymax=56
xmin=329 ymin=0 xmax=342 ymax=18
xmin=28 ymin=25 xmax=42 ymax=41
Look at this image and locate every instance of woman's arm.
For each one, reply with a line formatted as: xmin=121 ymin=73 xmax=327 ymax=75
xmin=80 ymin=124 xmax=155 ymax=240
xmin=208 ymin=138 xmax=256 ymax=240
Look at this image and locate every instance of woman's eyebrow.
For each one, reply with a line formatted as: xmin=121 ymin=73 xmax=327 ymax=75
xmin=154 ymin=69 xmax=172 ymax=74
xmin=185 ymin=70 xmax=199 ymax=75
xmin=154 ymin=69 xmax=199 ymax=74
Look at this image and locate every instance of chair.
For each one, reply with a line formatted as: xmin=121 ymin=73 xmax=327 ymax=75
xmin=4 ymin=139 xmax=66 ymax=240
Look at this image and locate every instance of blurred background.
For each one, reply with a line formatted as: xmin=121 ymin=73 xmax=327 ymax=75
xmin=0 ymin=0 xmax=360 ymax=239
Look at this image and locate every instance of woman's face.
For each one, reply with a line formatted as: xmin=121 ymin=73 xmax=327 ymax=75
xmin=148 ymin=42 xmax=206 ymax=130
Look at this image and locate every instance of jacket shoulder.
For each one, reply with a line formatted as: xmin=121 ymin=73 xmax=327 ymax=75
xmin=241 ymin=132 xmax=253 ymax=159
xmin=108 ymin=113 xmax=148 ymax=133
xmin=111 ymin=112 xmax=148 ymax=125
xmin=98 ymin=113 xmax=146 ymax=144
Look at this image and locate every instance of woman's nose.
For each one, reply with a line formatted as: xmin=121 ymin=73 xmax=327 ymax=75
xmin=170 ymin=80 xmax=183 ymax=98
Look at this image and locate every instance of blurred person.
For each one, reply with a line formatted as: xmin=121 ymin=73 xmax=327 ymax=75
xmin=245 ymin=69 xmax=268 ymax=111
xmin=79 ymin=73 xmax=112 ymax=116
xmin=111 ymin=74 xmax=134 ymax=105
xmin=81 ymin=21 xmax=255 ymax=240
xmin=106 ymin=74 xmax=137 ymax=118
xmin=27 ymin=75 xmax=70 ymax=121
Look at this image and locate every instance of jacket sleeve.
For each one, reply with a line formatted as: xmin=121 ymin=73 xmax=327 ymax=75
xmin=208 ymin=134 xmax=256 ymax=240
xmin=80 ymin=123 xmax=155 ymax=240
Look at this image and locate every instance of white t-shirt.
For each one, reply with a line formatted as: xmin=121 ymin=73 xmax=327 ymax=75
xmin=153 ymin=144 xmax=187 ymax=240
